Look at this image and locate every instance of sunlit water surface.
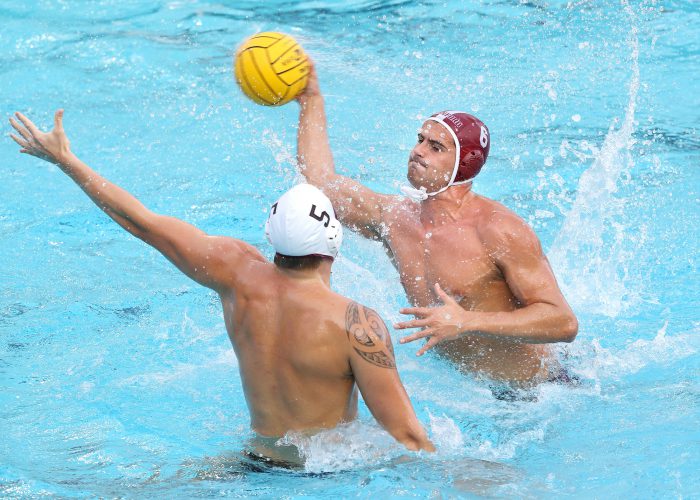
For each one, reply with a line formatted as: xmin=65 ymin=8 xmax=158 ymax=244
xmin=1 ymin=0 xmax=698 ymax=497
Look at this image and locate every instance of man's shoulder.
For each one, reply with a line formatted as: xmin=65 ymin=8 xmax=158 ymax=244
xmin=300 ymin=295 xmax=390 ymax=358
xmin=474 ymin=194 xmax=519 ymax=218
xmin=342 ymin=300 xmax=395 ymax=366
xmin=473 ymin=195 xmax=538 ymax=247
xmin=207 ymin=236 xmax=267 ymax=264
xmin=329 ymin=297 xmax=388 ymax=336
xmin=215 ymin=242 xmax=271 ymax=291
xmin=380 ymin=196 xmax=421 ymax=228
xmin=342 ymin=299 xmax=384 ymax=324
xmin=305 ymin=291 xmax=356 ymax=330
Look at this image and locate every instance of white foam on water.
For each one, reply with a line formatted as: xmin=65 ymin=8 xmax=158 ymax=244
xmin=428 ymin=411 xmax=465 ymax=451
xmin=565 ymin=321 xmax=700 ymax=383
xmin=548 ymin=1 xmax=642 ymax=318
xmin=278 ymin=420 xmax=402 ymax=473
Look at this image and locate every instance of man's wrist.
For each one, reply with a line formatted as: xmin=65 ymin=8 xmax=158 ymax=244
xmin=455 ymin=308 xmax=478 ymax=337
xmin=55 ymin=150 xmax=77 ymax=169
xmin=453 ymin=310 xmax=465 ymax=337
xmin=297 ymin=93 xmax=323 ymax=106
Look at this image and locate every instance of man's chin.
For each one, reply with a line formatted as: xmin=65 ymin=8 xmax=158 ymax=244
xmin=406 ymin=171 xmax=423 ymax=189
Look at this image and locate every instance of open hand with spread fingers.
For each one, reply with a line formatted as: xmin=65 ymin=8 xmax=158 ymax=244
xmin=9 ymin=110 xmax=72 ymax=165
xmin=395 ymin=283 xmax=471 ymax=356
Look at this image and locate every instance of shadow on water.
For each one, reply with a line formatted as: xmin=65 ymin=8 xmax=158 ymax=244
xmin=190 ymin=450 xmax=524 ymax=496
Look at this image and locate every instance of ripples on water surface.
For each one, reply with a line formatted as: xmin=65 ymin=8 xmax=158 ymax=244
xmin=1 ymin=0 xmax=698 ymax=497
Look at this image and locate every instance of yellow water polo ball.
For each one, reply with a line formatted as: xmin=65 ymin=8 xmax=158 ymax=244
xmin=233 ymin=32 xmax=310 ymax=106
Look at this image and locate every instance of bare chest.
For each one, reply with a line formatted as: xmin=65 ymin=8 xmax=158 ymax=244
xmin=384 ymin=219 xmax=502 ymax=307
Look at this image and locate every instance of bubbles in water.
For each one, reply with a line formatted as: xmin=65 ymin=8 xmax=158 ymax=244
xmin=543 ymin=82 xmax=557 ymax=101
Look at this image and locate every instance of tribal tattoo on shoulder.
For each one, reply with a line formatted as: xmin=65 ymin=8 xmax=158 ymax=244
xmin=345 ymin=302 xmax=396 ymax=369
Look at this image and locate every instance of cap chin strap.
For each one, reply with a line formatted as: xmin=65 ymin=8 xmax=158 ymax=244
xmin=400 ymin=116 xmax=470 ymax=202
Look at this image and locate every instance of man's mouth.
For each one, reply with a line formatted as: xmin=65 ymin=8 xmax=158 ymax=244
xmin=408 ymin=156 xmax=427 ymax=169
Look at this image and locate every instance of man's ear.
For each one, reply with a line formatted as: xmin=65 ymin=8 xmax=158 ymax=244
xmin=458 ymin=149 xmax=485 ymax=179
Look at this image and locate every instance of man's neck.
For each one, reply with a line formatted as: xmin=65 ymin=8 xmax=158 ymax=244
xmin=421 ymin=183 xmax=476 ymax=218
xmin=276 ymin=260 xmax=332 ymax=287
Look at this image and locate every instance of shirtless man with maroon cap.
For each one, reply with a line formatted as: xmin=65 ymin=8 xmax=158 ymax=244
xmin=294 ymin=64 xmax=578 ymax=385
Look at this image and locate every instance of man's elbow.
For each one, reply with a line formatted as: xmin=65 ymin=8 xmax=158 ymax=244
xmin=299 ymin=168 xmax=335 ymax=189
xmin=557 ymin=313 xmax=578 ymax=343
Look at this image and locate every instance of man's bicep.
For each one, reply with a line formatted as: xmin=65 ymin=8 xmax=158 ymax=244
xmin=490 ymin=219 xmax=567 ymax=306
xmin=316 ymin=175 xmax=393 ymax=238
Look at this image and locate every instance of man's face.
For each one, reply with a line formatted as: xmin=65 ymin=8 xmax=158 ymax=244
xmin=407 ymin=121 xmax=457 ymax=191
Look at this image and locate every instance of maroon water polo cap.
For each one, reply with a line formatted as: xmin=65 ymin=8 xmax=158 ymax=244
xmin=427 ymin=110 xmax=490 ymax=185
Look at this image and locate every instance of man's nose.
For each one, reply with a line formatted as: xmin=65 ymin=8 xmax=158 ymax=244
xmin=413 ymin=141 xmax=427 ymax=157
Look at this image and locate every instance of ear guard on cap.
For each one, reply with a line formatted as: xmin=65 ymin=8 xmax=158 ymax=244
xmin=325 ymin=219 xmax=343 ymax=258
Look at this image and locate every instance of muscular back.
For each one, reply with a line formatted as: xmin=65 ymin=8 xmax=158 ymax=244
xmin=219 ymin=258 xmax=358 ymax=438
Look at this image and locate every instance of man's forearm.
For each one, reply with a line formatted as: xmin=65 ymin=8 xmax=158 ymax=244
xmin=460 ymin=303 xmax=578 ymax=344
xmin=56 ymin=152 xmax=153 ymax=238
xmin=297 ymin=95 xmax=336 ymax=184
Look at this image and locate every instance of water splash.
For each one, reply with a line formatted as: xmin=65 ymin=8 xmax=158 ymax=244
xmin=279 ymin=420 xmax=401 ymax=473
xmin=548 ymin=1 xmax=642 ymax=318
xmin=566 ymin=321 xmax=700 ymax=383
xmin=428 ymin=411 xmax=465 ymax=451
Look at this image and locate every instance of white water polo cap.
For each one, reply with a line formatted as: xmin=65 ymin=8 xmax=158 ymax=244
xmin=265 ymin=184 xmax=343 ymax=258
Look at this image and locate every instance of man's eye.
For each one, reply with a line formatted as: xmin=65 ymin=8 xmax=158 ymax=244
xmin=432 ymin=145 xmax=440 ymax=152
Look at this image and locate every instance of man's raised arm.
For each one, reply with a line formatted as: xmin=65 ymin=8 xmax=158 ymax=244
xmin=9 ymin=110 xmax=261 ymax=293
xmin=296 ymin=63 xmax=396 ymax=238
xmin=344 ymin=301 xmax=434 ymax=452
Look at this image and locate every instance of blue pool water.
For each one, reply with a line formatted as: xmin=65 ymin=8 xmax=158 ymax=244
xmin=1 ymin=0 xmax=698 ymax=497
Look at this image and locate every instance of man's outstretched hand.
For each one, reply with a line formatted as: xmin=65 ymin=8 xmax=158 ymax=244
xmin=395 ymin=283 xmax=470 ymax=356
xmin=9 ymin=110 xmax=72 ymax=165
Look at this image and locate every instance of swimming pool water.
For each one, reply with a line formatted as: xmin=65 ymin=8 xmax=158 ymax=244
xmin=1 ymin=0 xmax=698 ymax=497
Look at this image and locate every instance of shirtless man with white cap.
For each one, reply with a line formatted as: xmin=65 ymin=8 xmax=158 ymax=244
xmin=9 ymin=110 xmax=434 ymax=466
xmin=294 ymin=64 xmax=578 ymax=386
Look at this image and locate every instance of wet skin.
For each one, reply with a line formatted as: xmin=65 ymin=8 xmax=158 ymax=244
xmin=295 ymin=64 xmax=578 ymax=383
xmin=9 ymin=110 xmax=434 ymax=455
xmin=380 ymin=192 xmax=554 ymax=381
